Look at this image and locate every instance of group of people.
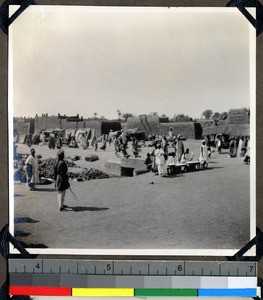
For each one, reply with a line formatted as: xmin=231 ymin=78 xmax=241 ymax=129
xmin=228 ymin=136 xmax=250 ymax=159
xmin=24 ymin=147 xmax=70 ymax=211
xmin=213 ymin=134 xmax=250 ymax=159
xmin=144 ymin=133 xmax=210 ymax=177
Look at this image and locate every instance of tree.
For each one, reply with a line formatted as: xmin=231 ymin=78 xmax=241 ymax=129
xmin=202 ymin=110 xmax=213 ymax=119
xmin=93 ymin=112 xmax=97 ymax=119
xmin=212 ymin=112 xmax=220 ymax=120
xmin=149 ymin=112 xmax=159 ymax=117
xmin=100 ymin=116 xmax=106 ymax=120
xmin=219 ymin=111 xmax=228 ymax=120
xmin=160 ymin=114 xmax=168 ymax=118
xmin=122 ymin=113 xmax=134 ymax=122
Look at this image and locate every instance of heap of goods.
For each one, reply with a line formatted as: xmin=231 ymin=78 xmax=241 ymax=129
xmin=66 ymin=155 xmax=81 ymax=161
xmin=85 ymin=154 xmax=99 ymax=162
xmin=38 ymin=158 xmax=79 ymax=179
xmin=38 ymin=158 xmax=109 ymax=181
xmin=72 ymin=168 xmax=109 ymax=181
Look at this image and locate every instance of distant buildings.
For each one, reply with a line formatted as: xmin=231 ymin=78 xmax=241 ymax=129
xmin=13 ymin=108 xmax=250 ymax=141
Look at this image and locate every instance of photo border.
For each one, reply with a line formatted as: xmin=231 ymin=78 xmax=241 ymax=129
xmin=8 ymin=6 xmax=256 ymax=256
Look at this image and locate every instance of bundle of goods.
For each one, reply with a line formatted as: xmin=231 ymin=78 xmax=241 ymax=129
xmin=85 ymin=155 xmax=99 ymax=162
xmin=68 ymin=155 xmax=81 ymax=161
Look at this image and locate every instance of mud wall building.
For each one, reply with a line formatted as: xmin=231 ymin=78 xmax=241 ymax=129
xmin=126 ymin=116 xmax=202 ymax=139
xmin=34 ymin=114 xmax=121 ymax=138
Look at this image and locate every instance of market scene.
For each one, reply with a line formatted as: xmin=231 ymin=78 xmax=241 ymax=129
xmin=12 ymin=108 xmax=251 ymax=250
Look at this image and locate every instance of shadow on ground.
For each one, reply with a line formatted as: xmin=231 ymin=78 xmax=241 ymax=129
xmin=35 ymin=188 xmax=56 ymax=192
xmin=206 ymin=166 xmax=225 ymax=170
xmin=19 ymin=241 xmax=48 ymax=248
xmin=68 ymin=206 xmax=109 ymax=212
xmin=14 ymin=230 xmax=31 ymax=237
xmin=14 ymin=193 xmax=25 ymax=197
xmin=14 ymin=217 xmax=39 ymax=224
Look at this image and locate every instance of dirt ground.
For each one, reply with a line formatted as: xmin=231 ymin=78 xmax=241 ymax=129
xmin=13 ymin=140 xmax=250 ymax=250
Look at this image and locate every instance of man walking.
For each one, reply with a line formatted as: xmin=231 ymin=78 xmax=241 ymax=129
xmin=54 ymin=150 xmax=70 ymax=211
xmin=25 ymin=148 xmax=39 ymax=191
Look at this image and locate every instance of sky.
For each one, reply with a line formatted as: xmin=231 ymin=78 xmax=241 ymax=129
xmin=9 ymin=6 xmax=253 ymax=119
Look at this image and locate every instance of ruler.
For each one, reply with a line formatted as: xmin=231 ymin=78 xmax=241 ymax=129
xmin=9 ymin=260 xmax=258 ymax=297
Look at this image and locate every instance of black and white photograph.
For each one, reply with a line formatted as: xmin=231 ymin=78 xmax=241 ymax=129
xmin=9 ymin=6 xmax=256 ymax=255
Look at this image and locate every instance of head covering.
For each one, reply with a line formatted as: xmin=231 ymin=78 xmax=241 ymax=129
xmin=57 ymin=149 xmax=65 ymax=159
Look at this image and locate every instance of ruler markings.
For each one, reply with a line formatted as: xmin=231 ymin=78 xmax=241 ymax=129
xmin=8 ymin=260 xmax=257 ymax=277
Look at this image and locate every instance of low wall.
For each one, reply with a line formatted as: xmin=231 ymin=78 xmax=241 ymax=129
xmin=160 ymin=122 xmax=202 ymax=139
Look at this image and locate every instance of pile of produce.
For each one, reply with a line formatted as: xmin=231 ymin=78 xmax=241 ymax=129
xmin=66 ymin=155 xmax=81 ymax=161
xmin=85 ymin=154 xmax=99 ymax=162
xmin=38 ymin=158 xmax=79 ymax=179
xmin=38 ymin=158 xmax=109 ymax=181
xmin=74 ymin=168 xmax=109 ymax=181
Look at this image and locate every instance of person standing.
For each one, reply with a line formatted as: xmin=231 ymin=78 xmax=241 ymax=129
xmin=176 ymin=134 xmax=184 ymax=162
xmin=25 ymin=148 xmax=39 ymax=191
xmin=199 ymin=140 xmax=209 ymax=169
xmin=167 ymin=127 xmax=174 ymax=141
xmin=161 ymin=136 xmax=169 ymax=160
xmin=229 ymin=137 xmax=237 ymax=157
xmin=56 ymin=133 xmax=62 ymax=149
xmin=155 ymin=144 xmax=165 ymax=177
xmin=54 ymin=150 xmax=70 ymax=211
xmin=215 ymin=135 xmax=222 ymax=154
xmin=80 ymin=132 xmax=88 ymax=149
xmin=49 ymin=133 xmax=56 ymax=149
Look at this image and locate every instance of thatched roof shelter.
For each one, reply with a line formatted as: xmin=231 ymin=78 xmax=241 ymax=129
xmin=228 ymin=124 xmax=250 ymax=137
xmin=228 ymin=108 xmax=249 ymax=124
